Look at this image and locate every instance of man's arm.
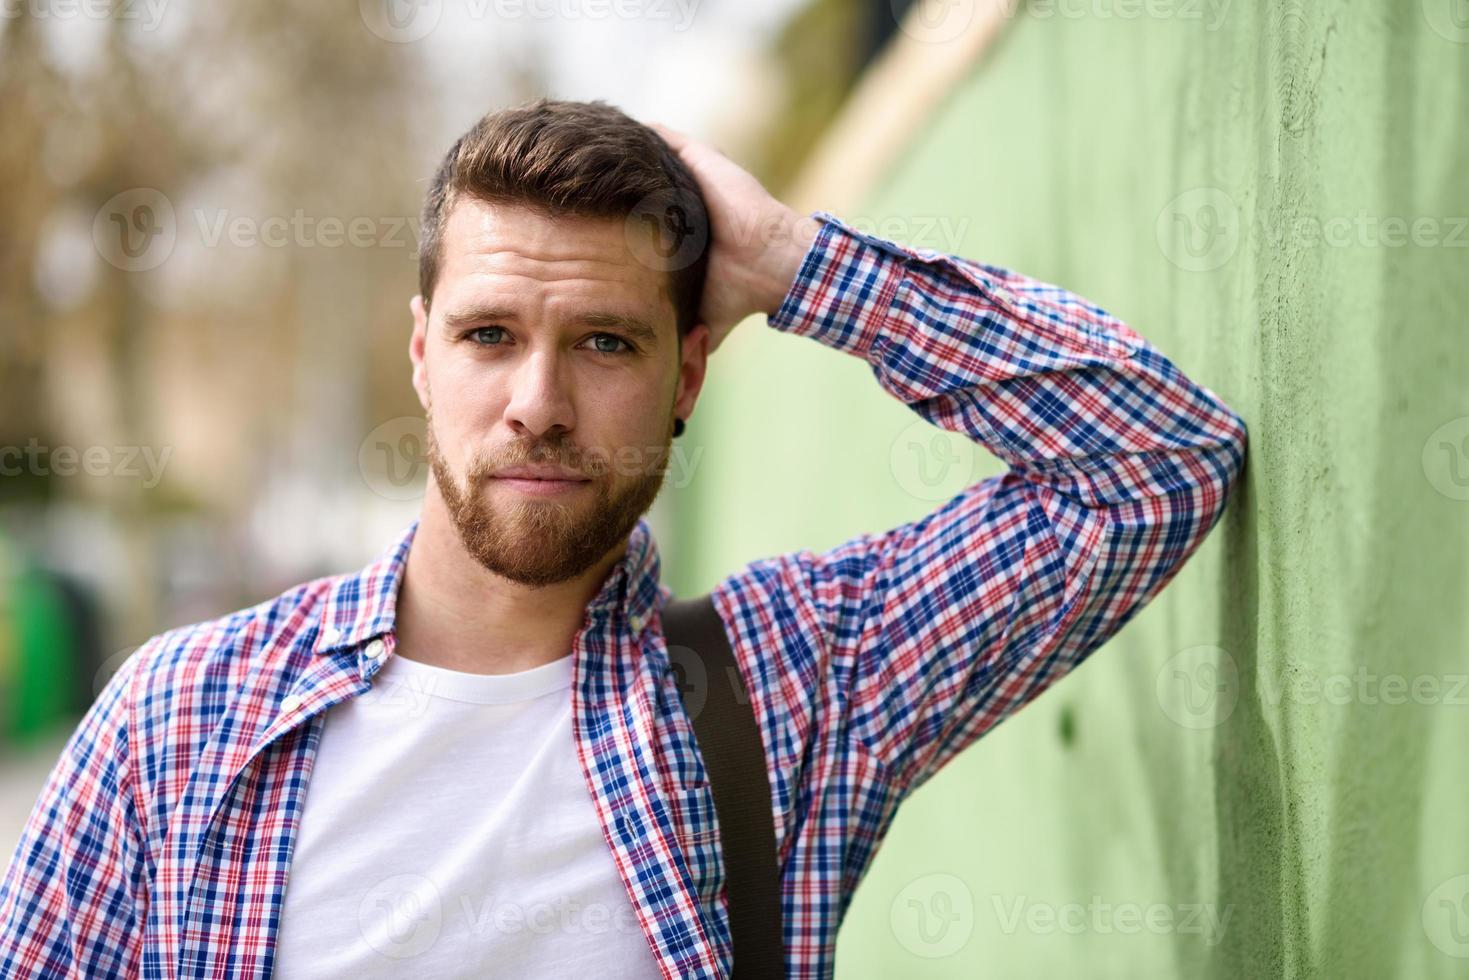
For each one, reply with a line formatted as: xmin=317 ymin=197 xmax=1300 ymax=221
xmin=760 ymin=211 xmax=1247 ymax=794
xmin=649 ymin=122 xmax=1246 ymax=797
xmin=0 ymin=647 xmax=149 ymax=978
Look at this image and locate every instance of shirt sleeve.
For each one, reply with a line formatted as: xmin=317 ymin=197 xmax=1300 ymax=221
xmin=763 ymin=210 xmax=1248 ymax=798
xmin=0 ymin=646 xmax=149 ymax=979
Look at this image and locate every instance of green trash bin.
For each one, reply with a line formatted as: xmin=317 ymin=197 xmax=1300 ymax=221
xmin=0 ymin=540 xmax=79 ymax=746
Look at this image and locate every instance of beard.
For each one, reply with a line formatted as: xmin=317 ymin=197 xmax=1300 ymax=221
xmin=424 ymin=402 xmax=673 ymax=588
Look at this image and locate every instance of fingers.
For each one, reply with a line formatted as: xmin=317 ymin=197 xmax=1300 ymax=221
xmin=648 ymin=121 xmax=737 ymax=169
xmin=648 ymin=121 xmax=688 ymax=150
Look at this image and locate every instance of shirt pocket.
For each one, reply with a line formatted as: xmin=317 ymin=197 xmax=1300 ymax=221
xmin=665 ymin=779 xmax=721 ymax=846
xmin=664 ymin=778 xmax=727 ymax=918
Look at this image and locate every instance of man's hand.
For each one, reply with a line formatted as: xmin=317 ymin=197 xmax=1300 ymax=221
xmin=649 ymin=122 xmax=822 ymax=353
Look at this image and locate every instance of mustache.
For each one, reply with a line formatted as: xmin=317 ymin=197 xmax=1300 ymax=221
xmin=465 ymin=441 xmax=604 ymax=481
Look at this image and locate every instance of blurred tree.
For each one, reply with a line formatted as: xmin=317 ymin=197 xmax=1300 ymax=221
xmin=0 ymin=1 xmax=423 ymax=648
xmin=757 ymin=0 xmax=869 ymax=194
xmin=0 ymin=14 xmax=64 ymax=485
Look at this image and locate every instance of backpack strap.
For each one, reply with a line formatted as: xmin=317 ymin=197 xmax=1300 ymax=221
xmin=660 ymin=594 xmax=785 ymax=979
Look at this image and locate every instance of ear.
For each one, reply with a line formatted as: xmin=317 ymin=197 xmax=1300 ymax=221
xmin=409 ymin=294 xmax=430 ymax=411
xmin=673 ymin=322 xmax=711 ymax=426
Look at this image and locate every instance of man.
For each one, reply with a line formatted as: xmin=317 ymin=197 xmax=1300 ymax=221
xmin=0 ymin=98 xmax=1246 ymax=979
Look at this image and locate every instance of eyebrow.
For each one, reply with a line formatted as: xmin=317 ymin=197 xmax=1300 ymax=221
xmin=441 ymin=305 xmax=660 ymax=348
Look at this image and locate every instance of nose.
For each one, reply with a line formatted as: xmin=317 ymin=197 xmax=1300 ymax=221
xmin=501 ymin=346 xmax=576 ymax=440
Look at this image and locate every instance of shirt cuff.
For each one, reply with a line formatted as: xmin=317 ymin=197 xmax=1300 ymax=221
xmin=765 ymin=210 xmax=910 ymax=359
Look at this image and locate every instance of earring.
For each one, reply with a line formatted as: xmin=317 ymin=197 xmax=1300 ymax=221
xmin=673 ymin=417 xmax=685 ymax=438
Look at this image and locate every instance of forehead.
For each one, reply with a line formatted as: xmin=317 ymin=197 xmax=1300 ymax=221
xmin=433 ymin=197 xmax=673 ymax=328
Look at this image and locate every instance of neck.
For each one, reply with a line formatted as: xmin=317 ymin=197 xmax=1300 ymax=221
xmin=394 ymin=485 xmax=628 ymax=675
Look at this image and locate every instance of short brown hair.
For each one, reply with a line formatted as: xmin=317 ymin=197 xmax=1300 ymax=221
xmin=418 ymin=97 xmax=709 ymax=341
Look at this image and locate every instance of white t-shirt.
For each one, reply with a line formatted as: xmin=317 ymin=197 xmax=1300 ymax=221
xmin=272 ymin=647 xmax=663 ymax=979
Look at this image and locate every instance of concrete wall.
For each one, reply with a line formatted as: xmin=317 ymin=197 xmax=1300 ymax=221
xmin=668 ymin=2 xmax=1469 ymax=976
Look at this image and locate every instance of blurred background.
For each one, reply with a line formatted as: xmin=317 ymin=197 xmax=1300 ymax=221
xmin=3 ymin=0 xmax=1469 ymax=977
xmin=0 ymin=0 xmax=877 ymax=835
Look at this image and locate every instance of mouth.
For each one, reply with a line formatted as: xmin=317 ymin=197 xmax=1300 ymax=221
xmin=489 ymin=476 xmax=591 ymax=496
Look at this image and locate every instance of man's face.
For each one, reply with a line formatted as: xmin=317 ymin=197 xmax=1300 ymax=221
xmin=409 ymin=197 xmax=707 ymax=587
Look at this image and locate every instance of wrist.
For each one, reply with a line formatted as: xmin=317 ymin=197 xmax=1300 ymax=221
xmin=753 ymin=209 xmax=822 ymax=316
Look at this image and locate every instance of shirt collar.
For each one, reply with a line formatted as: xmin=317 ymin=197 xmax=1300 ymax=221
xmin=312 ymin=515 xmax=666 ymax=657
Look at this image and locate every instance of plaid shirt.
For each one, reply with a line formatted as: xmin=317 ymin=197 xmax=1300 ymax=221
xmin=0 ymin=210 xmax=1246 ymax=979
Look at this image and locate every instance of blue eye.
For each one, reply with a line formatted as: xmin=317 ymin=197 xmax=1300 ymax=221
xmin=463 ymin=328 xmax=632 ymax=355
xmin=588 ymin=333 xmax=633 ymax=355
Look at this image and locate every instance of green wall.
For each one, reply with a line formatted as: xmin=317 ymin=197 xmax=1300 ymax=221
xmin=667 ymin=2 xmax=1469 ymax=977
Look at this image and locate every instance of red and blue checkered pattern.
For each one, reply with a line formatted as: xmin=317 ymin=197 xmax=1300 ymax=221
xmin=0 ymin=211 xmax=1245 ymax=979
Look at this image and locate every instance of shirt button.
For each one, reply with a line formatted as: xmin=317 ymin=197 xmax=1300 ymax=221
xmin=365 ymin=639 xmax=386 ymax=661
xmin=321 ymin=626 xmax=343 ymax=644
xmin=280 ymin=694 xmax=304 ymax=714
